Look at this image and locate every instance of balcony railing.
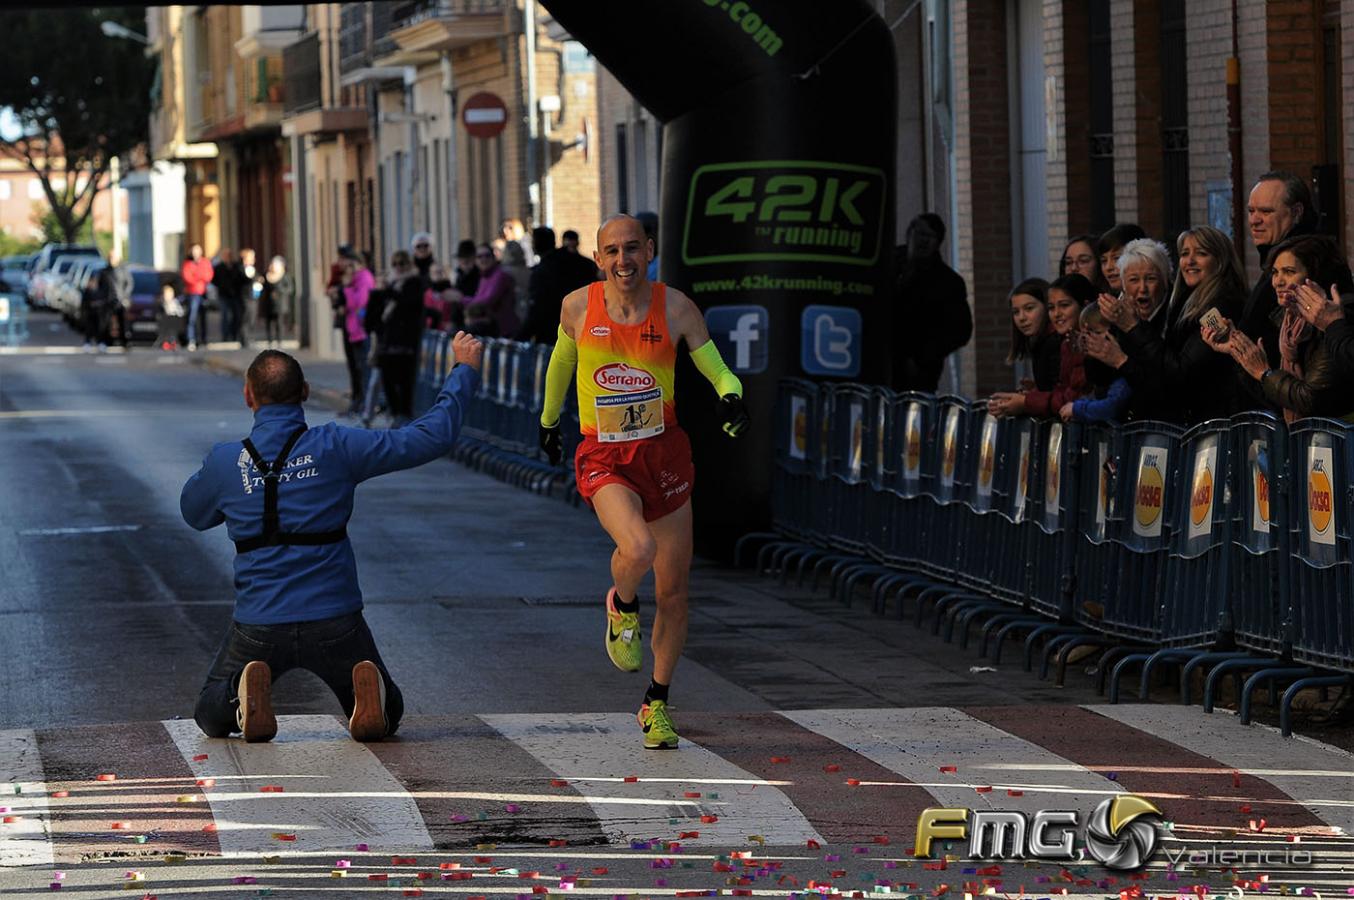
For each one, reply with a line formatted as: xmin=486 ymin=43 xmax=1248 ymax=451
xmin=283 ymin=31 xmax=322 ymax=115
xmin=391 ymin=1 xmax=507 ymax=29
xmin=339 ymin=4 xmax=369 ymax=75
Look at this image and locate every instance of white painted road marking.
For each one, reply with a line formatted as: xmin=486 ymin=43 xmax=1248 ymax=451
xmin=0 ymin=729 xmax=53 ymax=868
xmin=1088 ymin=704 xmax=1354 ymax=833
xmin=162 ymin=716 xmax=434 ymax=855
xmin=481 ymin=712 xmax=825 ymax=846
xmin=783 ymin=707 xmax=1124 ymax=811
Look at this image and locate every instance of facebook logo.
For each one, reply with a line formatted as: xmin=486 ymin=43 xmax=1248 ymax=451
xmin=801 ymin=305 xmax=861 ymax=377
xmin=704 ymin=305 xmax=769 ymax=374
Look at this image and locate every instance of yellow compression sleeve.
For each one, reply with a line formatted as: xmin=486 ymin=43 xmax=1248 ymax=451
xmin=690 ymin=340 xmax=743 ymax=398
xmin=541 ymin=324 xmax=578 ymax=428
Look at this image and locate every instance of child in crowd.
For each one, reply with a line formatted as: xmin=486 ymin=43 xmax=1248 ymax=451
xmin=157 ymin=281 xmax=187 ymax=351
xmin=1061 ymin=304 xmax=1131 ymax=423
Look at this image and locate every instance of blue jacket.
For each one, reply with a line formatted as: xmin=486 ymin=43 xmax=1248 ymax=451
xmin=1071 ymin=377 xmax=1131 ymax=424
xmin=181 ymin=366 xmax=479 ymax=624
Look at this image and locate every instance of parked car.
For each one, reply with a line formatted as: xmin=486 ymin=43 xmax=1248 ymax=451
xmin=1 ymin=255 xmax=34 ymax=298
xmin=27 ymin=244 xmax=101 ymax=308
xmin=125 ymin=267 xmax=180 ymax=342
xmin=44 ymin=257 xmax=90 ymax=322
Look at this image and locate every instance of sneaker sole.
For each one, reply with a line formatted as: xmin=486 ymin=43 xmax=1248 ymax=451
xmin=349 ymin=661 xmax=388 ymax=742
xmin=643 ymin=738 xmax=679 ymax=750
xmin=238 ymin=662 xmax=277 ymax=743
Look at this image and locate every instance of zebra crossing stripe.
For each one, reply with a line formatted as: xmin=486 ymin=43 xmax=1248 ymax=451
xmin=1087 ymin=704 xmax=1354 ymax=835
xmin=480 ymin=712 xmax=826 ymax=846
xmin=968 ymin=705 xmax=1329 ymax=834
xmin=0 ymin=729 xmax=53 ymax=868
xmin=162 ymin=716 xmax=435 ymax=855
xmin=782 ymin=707 xmax=1125 ymax=813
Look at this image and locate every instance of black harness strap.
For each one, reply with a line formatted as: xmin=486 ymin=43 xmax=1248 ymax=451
xmin=234 ymin=425 xmax=348 ymax=554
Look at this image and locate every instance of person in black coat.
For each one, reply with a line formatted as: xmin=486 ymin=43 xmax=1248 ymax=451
xmin=891 ymin=213 xmax=972 ymax=393
xmin=366 ymin=250 xmax=426 ymax=423
xmin=1240 ymin=171 xmax=1318 ymax=368
xmin=521 ymin=226 xmax=600 ymax=344
xmin=1087 ymin=227 xmax=1247 ymax=424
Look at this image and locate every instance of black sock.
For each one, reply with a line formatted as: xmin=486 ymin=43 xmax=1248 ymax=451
xmin=612 ymin=592 xmax=639 ymax=613
xmin=644 ymin=680 xmax=669 ymax=704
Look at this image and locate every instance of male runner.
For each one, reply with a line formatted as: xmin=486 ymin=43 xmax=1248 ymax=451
xmin=538 ymin=214 xmax=750 ymax=749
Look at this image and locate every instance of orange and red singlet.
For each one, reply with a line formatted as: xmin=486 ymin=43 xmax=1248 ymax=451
xmin=575 ymin=281 xmax=678 ymax=442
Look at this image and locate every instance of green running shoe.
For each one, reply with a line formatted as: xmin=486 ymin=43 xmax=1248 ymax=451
xmin=605 ymin=587 xmax=643 ymax=672
xmin=637 ymin=699 xmax=679 ymax=750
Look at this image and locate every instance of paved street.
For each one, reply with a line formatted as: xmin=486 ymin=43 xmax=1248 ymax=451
xmin=2 ymin=310 xmax=1353 ymax=897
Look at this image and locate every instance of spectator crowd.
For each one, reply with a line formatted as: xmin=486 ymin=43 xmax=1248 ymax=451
xmin=322 ymin=217 xmax=602 ymax=425
xmin=973 ymin=170 xmax=1354 ymax=427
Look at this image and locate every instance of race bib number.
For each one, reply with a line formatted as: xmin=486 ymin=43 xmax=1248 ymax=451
xmin=596 ymin=388 xmax=665 ymax=442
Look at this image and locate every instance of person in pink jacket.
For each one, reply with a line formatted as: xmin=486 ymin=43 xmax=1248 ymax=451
xmin=180 ymin=243 xmax=214 ymax=350
xmin=339 ymin=253 xmax=375 ymax=415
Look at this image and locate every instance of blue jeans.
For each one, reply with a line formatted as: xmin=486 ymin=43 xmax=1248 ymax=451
xmin=186 ymin=294 xmax=205 ymax=345
xmin=193 ymin=611 xmax=404 ymax=738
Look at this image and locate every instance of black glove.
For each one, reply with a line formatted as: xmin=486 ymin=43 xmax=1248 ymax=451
xmin=717 ymin=394 xmax=750 ymax=438
xmin=539 ymin=422 xmax=563 ymax=465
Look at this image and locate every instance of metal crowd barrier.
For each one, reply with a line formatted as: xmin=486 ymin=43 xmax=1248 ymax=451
xmin=747 ymin=379 xmax=1354 ymax=736
xmin=411 ymin=330 xmax=575 ymax=499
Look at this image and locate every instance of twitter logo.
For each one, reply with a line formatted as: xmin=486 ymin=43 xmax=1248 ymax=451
xmin=801 ymin=305 xmax=861 ymax=376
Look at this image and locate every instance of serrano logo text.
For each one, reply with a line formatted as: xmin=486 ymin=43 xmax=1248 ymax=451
xmin=594 ymin=363 xmax=657 ymax=392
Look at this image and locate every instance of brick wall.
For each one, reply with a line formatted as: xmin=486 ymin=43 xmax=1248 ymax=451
xmin=953 ymin=0 xmax=1014 ymax=396
xmin=1266 ymin=1 xmax=1322 ymax=176
xmin=1045 ymin=0 xmax=1092 ymax=273
xmin=1185 ymin=0 xmax=1233 ymax=232
xmin=1111 ymin=0 xmax=1163 ymax=237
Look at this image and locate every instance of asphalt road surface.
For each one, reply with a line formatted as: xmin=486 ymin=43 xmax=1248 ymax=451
xmin=2 ymin=310 xmax=1352 ymax=898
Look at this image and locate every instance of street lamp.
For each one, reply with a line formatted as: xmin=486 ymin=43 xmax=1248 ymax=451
xmin=100 ymin=20 xmax=149 ymax=44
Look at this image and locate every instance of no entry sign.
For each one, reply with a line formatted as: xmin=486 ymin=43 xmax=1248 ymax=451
xmin=462 ymin=92 xmax=509 ymax=139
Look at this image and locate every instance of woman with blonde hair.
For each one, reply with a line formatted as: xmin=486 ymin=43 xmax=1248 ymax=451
xmin=1085 ymin=230 xmax=1245 ymax=423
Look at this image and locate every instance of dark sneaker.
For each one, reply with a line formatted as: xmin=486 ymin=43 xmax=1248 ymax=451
xmin=236 ymin=661 xmax=277 ymax=743
xmin=349 ymin=660 xmax=389 ymax=742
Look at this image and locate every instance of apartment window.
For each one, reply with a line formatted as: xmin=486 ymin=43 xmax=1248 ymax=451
xmin=432 ymin=139 xmax=443 ymax=251
xmin=27 ymin=179 xmax=43 ymax=200
xmin=634 ymin=119 xmax=649 ymax=212
xmin=0 ymin=180 xmax=10 ymax=200
xmin=615 ymin=123 xmax=629 ymax=214
xmin=925 ymin=0 xmax=954 ymax=143
xmin=562 ymin=41 xmax=593 ymax=73
xmin=420 ymin=144 xmax=430 ymax=236
xmin=394 ymin=151 xmax=405 ymax=251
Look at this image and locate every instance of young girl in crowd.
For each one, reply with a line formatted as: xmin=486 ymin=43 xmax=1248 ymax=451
xmin=1004 ymin=277 xmax=1059 ymax=391
xmin=988 ymin=273 xmax=1097 ymax=418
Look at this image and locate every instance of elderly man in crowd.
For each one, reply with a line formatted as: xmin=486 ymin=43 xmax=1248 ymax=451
xmin=1242 ymin=171 xmax=1317 ymax=366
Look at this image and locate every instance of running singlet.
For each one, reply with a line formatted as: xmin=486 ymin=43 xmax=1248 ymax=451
xmin=575 ymin=281 xmax=677 ymax=442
